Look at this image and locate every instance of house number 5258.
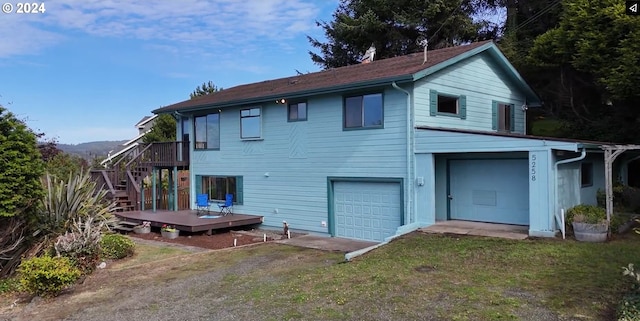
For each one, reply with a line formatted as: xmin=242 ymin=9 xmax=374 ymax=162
xmin=530 ymin=154 xmax=537 ymax=181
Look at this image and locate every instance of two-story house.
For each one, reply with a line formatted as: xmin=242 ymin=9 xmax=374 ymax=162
xmin=151 ymin=40 xmax=614 ymax=242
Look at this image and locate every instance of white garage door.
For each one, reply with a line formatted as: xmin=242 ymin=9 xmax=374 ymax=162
xmin=333 ymin=181 xmax=402 ymax=242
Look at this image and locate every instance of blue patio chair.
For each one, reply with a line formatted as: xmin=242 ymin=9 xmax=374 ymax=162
xmin=196 ymin=193 xmax=210 ymax=214
xmin=217 ymin=193 xmax=233 ymax=216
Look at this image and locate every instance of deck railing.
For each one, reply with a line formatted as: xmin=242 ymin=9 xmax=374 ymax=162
xmin=137 ymin=141 xmax=189 ymax=168
xmin=91 ymin=141 xmax=189 ymax=211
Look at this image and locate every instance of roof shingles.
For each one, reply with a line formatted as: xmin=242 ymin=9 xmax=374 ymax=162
xmin=153 ymin=40 xmax=493 ymax=114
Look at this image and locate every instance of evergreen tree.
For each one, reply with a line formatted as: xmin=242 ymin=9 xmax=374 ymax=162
xmin=190 ymin=81 xmax=222 ymax=99
xmin=0 ymin=106 xmax=44 ymax=217
xmin=527 ymin=0 xmax=640 ymax=143
xmin=308 ymin=0 xmax=501 ymax=69
xmin=142 ymin=114 xmax=176 ymax=143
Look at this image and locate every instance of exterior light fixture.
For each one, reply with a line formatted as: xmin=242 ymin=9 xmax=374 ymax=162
xmin=275 ymin=98 xmax=286 ymax=104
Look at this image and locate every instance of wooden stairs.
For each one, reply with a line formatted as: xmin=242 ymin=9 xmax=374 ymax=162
xmin=90 ymin=141 xmax=188 ymax=214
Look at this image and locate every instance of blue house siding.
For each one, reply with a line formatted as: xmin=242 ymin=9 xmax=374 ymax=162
xmin=189 ymin=88 xmax=408 ymax=234
xmin=580 ymin=154 xmax=605 ymax=206
xmin=555 ymin=153 xmax=605 ymax=217
xmin=415 ymin=129 xmax=580 ymax=153
xmin=557 ymin=162 xmax=580 ymax=216
xmin=415 ymin=129 xmax=584 ymax=237
xmin=529 ymin=150 xmax=554 ymax=236
xmin=413 ymin=53 xmax=527 ymax=134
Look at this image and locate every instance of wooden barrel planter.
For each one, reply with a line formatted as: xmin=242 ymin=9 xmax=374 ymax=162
xmin=161 ymin=230 xmax=180 ymax=239
xmin=133 ymin=226 xmax=151 ymax=234
xmin=572 ymin=222 xmax=608 ymax=242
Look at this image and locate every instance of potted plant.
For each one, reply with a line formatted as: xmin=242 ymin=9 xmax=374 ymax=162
xmin=566 ymin=204 xmax=608 ymax=242
xmin=161 ymin=224 xmax=179 ymax=239
xmin=133 ymin=221 xmax=151 ymax=234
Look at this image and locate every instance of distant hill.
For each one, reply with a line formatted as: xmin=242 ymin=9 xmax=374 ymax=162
xmin=57 ymin=140 xmax=128 ymax=159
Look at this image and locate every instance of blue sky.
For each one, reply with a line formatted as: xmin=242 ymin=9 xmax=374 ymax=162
xmin=1 ymin=0 xmax=337 ymax=144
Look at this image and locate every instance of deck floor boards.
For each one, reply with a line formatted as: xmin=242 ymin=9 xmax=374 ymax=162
xmin=115 ymin=210 xmax=264 ymax=233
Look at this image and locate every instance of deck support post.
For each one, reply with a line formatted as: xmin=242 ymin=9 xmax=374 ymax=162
xmin=152 ymin=167 xmax=157 ymax=212
xmin=141 ymin=183 xmax=145 ymax=211
xmin=173 ymin=166 xmax=179 ymax=211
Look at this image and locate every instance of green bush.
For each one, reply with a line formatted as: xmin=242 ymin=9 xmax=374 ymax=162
xmin=100 ymin=234 xmax=135 ymax=260
xmin=566 ymin=204 xmax=607 ymax=225
xmin=0 ymin=277 xmax=20 ymax=294
xmin=18 ymin=256 xmax=81 ymax=297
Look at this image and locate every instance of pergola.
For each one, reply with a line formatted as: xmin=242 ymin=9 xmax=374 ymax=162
xmin=602 ymin=144 xmax=640 ymax=224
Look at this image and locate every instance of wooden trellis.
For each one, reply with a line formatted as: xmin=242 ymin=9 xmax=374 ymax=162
xmin=602 ymin=145 xmax=640 ymax=224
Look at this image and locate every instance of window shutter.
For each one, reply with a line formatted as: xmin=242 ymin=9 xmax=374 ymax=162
xmin=195 ymin=175 xmax=202 ymax=199
xmin=429 ymin=90 xmax=437 ymax=116
xmin=510 ymin=104 xmax=516 ymax=132
xmin=236 ymin=176 xmax=243 ymax=205
xmin=459 ymin=95 xmax=467 ymax=119
xmin=491 ymin=101 xmax=498 ymax=130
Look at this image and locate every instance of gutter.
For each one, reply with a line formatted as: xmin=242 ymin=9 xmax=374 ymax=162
xmin=391 ymin=81 xmax=413 ymax=225
xmin=553 ymin=148 xmax=586 ymax=234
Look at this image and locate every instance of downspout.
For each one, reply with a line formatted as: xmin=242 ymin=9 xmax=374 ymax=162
xmin=522 ymin=100 xmax=527 ymax=135
xmin=392 ymin=81 xmax=414 ymax=225
xmin=554 ymin=148 xmax=586 ymax=232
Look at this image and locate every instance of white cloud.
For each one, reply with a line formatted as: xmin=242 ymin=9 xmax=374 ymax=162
xmin=1 ymin=0 xmax=323 ymax=59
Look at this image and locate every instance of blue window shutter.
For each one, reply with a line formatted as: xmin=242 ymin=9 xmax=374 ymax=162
xmin=510 ymin=104 xmax=516 ymax=132
xmin=195 ymin=175 xmax=202 ymax=199
xmin=429 ymin=90 xmax=437 ymax=116
xmin=459 ymin=95 xmax=467 ymax=119
xmin=236 ymin=176 xmax=243 ymax=205
xmin=491 ymin=101 xmax=498 ymax=130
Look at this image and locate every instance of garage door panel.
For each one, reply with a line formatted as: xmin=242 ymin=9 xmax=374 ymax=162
xmin=334 ymin=181 xmax=402 ymax=242
xmin=450 ymin=159 xmax=529 ymax=225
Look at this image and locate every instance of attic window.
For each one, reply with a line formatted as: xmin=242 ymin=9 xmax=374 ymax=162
xmin=438 ymin=95 xmax=458 ymax=114
xmin=429 ymin=90 xmax=467 ymax=119
xmin=492 ymin=101 xmax=515 ymax=132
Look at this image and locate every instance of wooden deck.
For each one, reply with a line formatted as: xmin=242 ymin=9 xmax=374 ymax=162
xmin=115 ymin=210 xmax=264 ymax=234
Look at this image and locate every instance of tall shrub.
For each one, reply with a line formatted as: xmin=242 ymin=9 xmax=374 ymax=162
xmin=0 ymin=106 xmax=45 ymax=277
xmin=0 ymin=106 xmax=44 ymax=217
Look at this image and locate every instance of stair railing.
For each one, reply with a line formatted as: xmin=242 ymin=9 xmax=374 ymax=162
xmin=96 ymin=141 xmax=189 ymax=212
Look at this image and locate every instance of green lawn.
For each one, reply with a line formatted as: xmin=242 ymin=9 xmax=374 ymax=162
xmin=6 ymin=232 xmax=640 ymax=321
xmin=222 ymin=233 xmax=640 ymax=320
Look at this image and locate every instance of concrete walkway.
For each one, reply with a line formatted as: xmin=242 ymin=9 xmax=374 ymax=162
xmin=420 ymin=221 xmax=529 ymax=240
xmin=275 ymin=235 xmax=378 ymax=253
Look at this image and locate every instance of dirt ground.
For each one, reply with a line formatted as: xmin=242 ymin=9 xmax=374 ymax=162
xmin=127 ymin=228 xmax=286 ymax=250
xmin=0 ymin=228 xmax=308 ymax=321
